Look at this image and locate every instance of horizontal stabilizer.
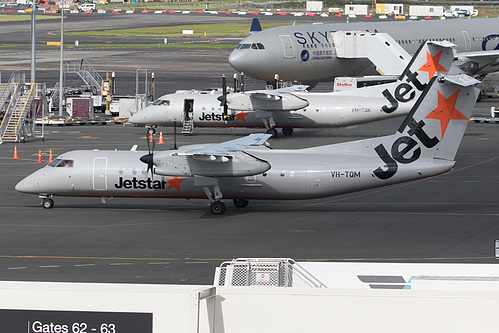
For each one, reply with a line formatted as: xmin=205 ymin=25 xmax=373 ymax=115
xmin=439 ymin=74 xmax=481 ymax=87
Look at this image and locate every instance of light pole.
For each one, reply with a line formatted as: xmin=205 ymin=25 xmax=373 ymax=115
xmin=58 ymin=0 xmax=64 ymax=116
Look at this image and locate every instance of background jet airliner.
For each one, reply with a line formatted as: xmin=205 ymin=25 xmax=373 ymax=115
xmin=130 ymin=40 xmax=453 ymax=137
xmin=16 ymin=70 xmax=479 ymax=215
xmin=229 ymin=18 xmax=499 ymax=84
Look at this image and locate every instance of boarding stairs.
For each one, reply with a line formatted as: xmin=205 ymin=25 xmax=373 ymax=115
xmin=64 ymin=59 xmax=103 ymax=95
xmin=181 ymin=119 xmax=194 ymax=134
xmin=0 ymin=85 xmax=34 ymax=143
xmin=214 ymin=258 xmax=327 ymax=288
xmin=0 ymin=83 xmax=45 ymax=144
xmin=332 ymin=31 xmax=411 ymax=75
xmin=0 ymin=83 xmax=17 ymax=115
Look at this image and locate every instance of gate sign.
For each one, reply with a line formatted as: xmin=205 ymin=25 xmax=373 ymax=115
xmin=495 ymin=240 xmax=499 ymax=260
xmin=0 ymin=309 xmax=152 ymax=333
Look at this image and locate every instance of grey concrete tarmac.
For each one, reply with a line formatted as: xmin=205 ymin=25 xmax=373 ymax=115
xmin=0 ymin=13 xmax=498 ymax=285
xmin=1 ymin=99 xmax=499 ymax=285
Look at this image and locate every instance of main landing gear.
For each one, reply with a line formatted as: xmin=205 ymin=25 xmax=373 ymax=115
xmin=266 ymin=127 xmax=294 ymax=138
xmin=201 ymin=183 xmax=250 ymax=215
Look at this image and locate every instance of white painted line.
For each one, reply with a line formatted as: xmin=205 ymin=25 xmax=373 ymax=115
xmin=39 ymin=265 xmax=60 ymax=268
xmin=8 ymin=267 xmax=27 ymax=270
xmin=74 ymin=264 xmax=96 ymax=267
xmin=185 ymin=262 xmax=208 ymax=264
xmin=109 ymin=263 xmax=132 ymax=266
xmin=148 ymin=262 xmax=170 ymax=265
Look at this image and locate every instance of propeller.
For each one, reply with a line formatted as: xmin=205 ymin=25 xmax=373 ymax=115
xmin=140 ymin=128 xmax=156 ymax=178
xmin=217 ymin=75 xmax=228 ymax=118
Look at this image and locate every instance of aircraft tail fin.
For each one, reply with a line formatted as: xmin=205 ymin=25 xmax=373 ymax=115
xmin=399 ymin=40 xmax=455 ymax=86
xmin=378 ymin=40 xmax=456 ymax=115
xmin=373 ymin=74 xmax=479 ymax=180
xmin=249 ymin=18 xmax=262 ymax=34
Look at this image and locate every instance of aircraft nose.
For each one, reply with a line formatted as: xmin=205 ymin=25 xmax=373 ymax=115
xmin=129 ymin=110 xmax=146 ymax=125
xmin=15 ymin=175 xmax=37 ymax=194
xmin=228 ymin=50 xmax=245 ymax=73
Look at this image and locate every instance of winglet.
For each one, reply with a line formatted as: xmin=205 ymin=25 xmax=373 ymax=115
xmin=249 ymin=18 xmax=263 ymax=34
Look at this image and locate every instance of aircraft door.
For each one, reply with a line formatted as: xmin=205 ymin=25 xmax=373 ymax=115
xmin=306 ymin=164 xmax=331 ymax=194
xmin=462 ymin=31 xmax=471 ymax=51
xmin=279 ymin=35 xmax=295 ymax=59
xmin=183 ymin=99 xmax=194 ymax=121
xmin=92 ymin=157 xmax=108 ymax=190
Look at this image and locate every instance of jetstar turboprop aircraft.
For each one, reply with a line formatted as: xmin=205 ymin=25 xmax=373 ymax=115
xmin=16 ymin=72 xmax=479 ymax=215
xmin=129 ymin=40 xmax=453 ymax=138
xmin=229 ymin=18 xmax=499 ymax=84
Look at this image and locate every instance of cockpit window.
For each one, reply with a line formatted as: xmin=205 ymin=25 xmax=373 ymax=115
xmin=48 ymin=158 xmax=62 ymax=167
xmin=151 ymin=99 xmax=170 ymax=106
xmin=48 ymin=158 xmax=74 ymax=168
xmin=256 ymin=43 xmax=265 ymax=49
xmin=251 ymin=43 xmax=258 ymax=49
xmin=237 ymin=43 xmax=251 ymax=49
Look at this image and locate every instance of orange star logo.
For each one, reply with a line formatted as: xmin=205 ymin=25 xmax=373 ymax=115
xmin=235 ymin=111 xmax=248 ymax=122
xmin=418 ymin=50 xmax=448 ymax=78
xmin=425 ymin=89 xmax=468 ymax=137
xmin=165 ymin=176 xmax=185 ymax=191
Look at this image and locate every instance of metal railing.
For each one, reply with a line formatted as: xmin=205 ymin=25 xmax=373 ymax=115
xmin=64 ymin=59 xmax=103 ymax=94
xmin=214 ymin=258 xmax=327 ymax=288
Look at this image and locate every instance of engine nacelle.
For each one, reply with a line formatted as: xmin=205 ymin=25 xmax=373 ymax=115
xmin=153 ymin=151 xmax=270 ymax=177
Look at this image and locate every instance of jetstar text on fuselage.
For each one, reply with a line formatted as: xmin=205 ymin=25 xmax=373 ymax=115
xmin=199 ymin=112 xmax=245 ymax=122
xmin=115 ymin=177 xmax=183 ymax=191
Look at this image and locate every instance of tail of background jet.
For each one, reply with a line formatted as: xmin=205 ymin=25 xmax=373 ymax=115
xmin=365 ymin=40 xmax=457 ymax=115
xmin=249 ymin=18 xmax=262 ymax=34
xmin=372 ymin=74 xmax=480 ymax=180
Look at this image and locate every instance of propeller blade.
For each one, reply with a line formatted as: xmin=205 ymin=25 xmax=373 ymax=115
xmin=217 ymin=75 xmax=228 ymax=117
xmin=143 ymin=129 xmax=156 ymax=178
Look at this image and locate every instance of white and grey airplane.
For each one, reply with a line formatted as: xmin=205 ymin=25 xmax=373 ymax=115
xmin=130 ymin=40 xmax=453 ymax=137
xmin=229 ymin=18 xmax=499 ymax=83
xmin=16 ymin=71 xmax=479 ymax=215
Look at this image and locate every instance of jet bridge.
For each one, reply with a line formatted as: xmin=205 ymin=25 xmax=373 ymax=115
xmin=332 ymin=31 xmax=411 ymax=75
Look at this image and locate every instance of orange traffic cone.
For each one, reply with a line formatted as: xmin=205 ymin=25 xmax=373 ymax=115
xmin=149 ymin=133 xmax=154 ymax=144
xmin=48 ymin=149 xmax=53 ymax=163
xmin=37 ymin=149 xmax=42 ymax=163
xmin=13 ymin=145 xmax=19 ymax=159
xmin=158 ymin=131 xmax=165 ymax=144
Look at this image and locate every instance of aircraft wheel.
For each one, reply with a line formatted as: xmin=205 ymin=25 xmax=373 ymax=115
xmin=42 ymin=198 xmax=54 ymax=209
xmin=282 ymin=128 xmax=293 ymax=136
xmin=233 ymin=199 xmax=249 ymax=208
xmin=266 ymin=128 xmax=278 ymax=138
xmin=210 ymin=201 xmax=226 ymax=215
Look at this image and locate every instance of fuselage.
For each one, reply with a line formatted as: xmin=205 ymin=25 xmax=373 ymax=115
xmin=14 ymin=141 xmax=454 ymax=202
xmin=129 ymin=85 xmax=415 ymax=129
xmin=229 ymin=18 xmax=499 ymax=82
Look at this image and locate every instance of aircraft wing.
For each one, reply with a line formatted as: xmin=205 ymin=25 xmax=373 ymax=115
xmin=226 ymin=86 xmax=310 ymax=111
xmin=455 ymin=50 xmax=499 ymax=75
xmin=458 ymin=50 xmax=499 ymax=60
xmin=152 ymin=134 xmax=272 ymax=177
xmin=178 ymin=133 xmax=272 ymax=161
